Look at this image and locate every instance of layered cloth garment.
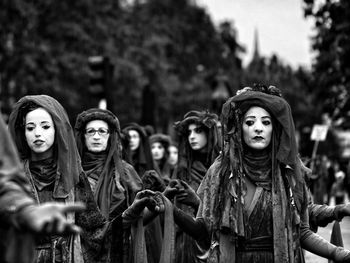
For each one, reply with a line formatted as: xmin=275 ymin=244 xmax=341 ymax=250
xmin=8 ymin=95 xmax=110 ymax=263
xmin=196 ymin=87 xmax=340 ymax=263
xmin=173 ymin=111 xmax=221 ymax=263
xmin=75 ymin=108 xmax=143 ymax=262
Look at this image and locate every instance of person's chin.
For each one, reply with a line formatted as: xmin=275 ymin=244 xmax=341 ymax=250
xmin=250 ymin=143 xmax=267 ymax=150
xmin=91 ymin=147 xmax=103 ymax=152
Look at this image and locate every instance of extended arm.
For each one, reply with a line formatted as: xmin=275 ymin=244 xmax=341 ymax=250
xmin=173 ymin=206 xmax=210 ymax=250
xmin=301 ymin=183 xmax=350 ymax=262
xmin=309 ymin=203 xmax=348 ymax=231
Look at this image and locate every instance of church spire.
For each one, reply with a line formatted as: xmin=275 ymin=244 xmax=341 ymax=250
xmin=252 ymin=27 xmax=260 ymax=61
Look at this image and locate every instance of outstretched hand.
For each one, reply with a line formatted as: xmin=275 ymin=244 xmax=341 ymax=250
xmin=163 ymin=179 xmax=183 ymax=200
xmin=18 ymin=202 xmax=86 ymax=235
xmin=123 ymin=190 xmax=165 ymax=222
xmin=142 ymin=170 xmax=166 ymax=192
xmin=174 ymin=181 xmax=200 ymax=209
xmin=339 ymin=203 xmax=350 ymax=218
xmin=163 ymin=179 xmax=200 ymax=209
xmin=134 ymin=189 xmax=165 ymax=213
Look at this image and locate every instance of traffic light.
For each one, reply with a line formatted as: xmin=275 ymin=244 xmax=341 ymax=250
xmin=87 ymin=56 xmax=114 ymax=108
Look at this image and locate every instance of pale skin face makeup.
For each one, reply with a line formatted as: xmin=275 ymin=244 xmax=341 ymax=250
xmin=151 ymin=142 xmax=165 ymax=161
xmin=25 ymin=107 xmax=55 ymax=161
xmin=168 ymin=145 xmax=178 ymax=166
xmin=84 ymin=120 xmax=110 ymax=152
xmin=188 ymin=123 xmax=208 ymax=152
xmin=242 ymin=106 xmax=273 ymax=150
xmin=128 ymin=129 xmax=140 ymax=151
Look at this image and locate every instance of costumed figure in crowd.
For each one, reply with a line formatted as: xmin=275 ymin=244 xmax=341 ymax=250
xmin=174 ymin=110 xmax=221 ymax=191
xmin=171 ymin=110 xmax=221 ymax=263
xmin=0 ymin=113 xmax=85 ymax=263
xmin=170 ymin=85 xmax=350 ymax=262
xmin=8 ymin=95 xmax=110 ymax=263
xmin=149 ymin=133 xmax=172 ymax=185
xmin=75 ymin=108 xmax=143 ymax=262
xmin=168 ymin=142 xmax=179 ymax=178
xmin=122 ymin=123 xmax=154 ymax=177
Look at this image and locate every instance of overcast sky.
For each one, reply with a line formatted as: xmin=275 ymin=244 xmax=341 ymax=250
xmin=197 ymin=0 xmax=315 ymax=69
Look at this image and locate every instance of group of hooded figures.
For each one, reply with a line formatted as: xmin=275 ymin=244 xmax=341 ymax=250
xmin=2 ymin=84 xmax=350 ymax=263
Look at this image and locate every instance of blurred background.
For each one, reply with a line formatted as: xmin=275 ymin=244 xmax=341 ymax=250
xmin=0 ymin=0 xmax=350 ymax=166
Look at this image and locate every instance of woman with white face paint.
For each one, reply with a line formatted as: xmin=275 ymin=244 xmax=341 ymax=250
xmin=7 ymin=95 xmax=112 ymax=263
xmin=168 ymin=85 xmax=350 ymax=263
xmin=167 ymin=110 xmax=220 ymax=263
xmin=149 ymin=133 xmax=172 ymax=185
xmin=75 ymin=108 xmax=142 ymax=262
xmin=122 ymin=123 xmax=154 ymax=177
xmin=174 ymin=110 xmax=220 ymax=191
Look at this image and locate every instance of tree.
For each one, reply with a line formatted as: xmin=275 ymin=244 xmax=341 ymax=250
xmin=302 ymin=0 xmax=350 ymax=126
xmin=0 ymin=0 xmax=123 ymax=123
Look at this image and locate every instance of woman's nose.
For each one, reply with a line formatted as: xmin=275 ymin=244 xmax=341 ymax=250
xmin=254 ymin=122 xmax=263 ymax=132
xmin=92 ymin=133 xmax=101 ymax=139
xmin=34 ymin=128 xmax=42 ymax=136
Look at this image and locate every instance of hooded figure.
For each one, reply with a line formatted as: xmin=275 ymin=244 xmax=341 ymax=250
xmin=172 ymin=110 xmax=221 ymax=263
xmin=75 ymin=108 xmax=143 ymax=262
xmin=191 ymin=85 xmax=350 ymax=262
xmin=122 ymin=123 xmax=154 ymax=177
xmin=7 ymin=95 xmax=110 ymax=263
xmin=149 ymin=133 xmax=172 ymax=185
xmin=174 ymin=110 xmax=221 ymax=192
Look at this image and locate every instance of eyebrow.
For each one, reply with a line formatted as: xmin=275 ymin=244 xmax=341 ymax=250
xmin=26 ymin=120 xmax=52 ymax=125
xmin=244 ymin=115 xmax=271 ymax=119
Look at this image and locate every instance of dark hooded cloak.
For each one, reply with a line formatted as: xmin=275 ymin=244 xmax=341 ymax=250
xmin=174 ymin=110 xmax=221 ymax=190
xmin=172 ymin=110 xmax=221 ymax=263
xmin=75 ymin=108 xmax=143 ymax=263
xmin=122 ymin=123 xmax=154 ymax=176
xmin=75 ymin=108 xmax=142 ymax=219
xmin=8 ymin=95 xmax=110 ymax=263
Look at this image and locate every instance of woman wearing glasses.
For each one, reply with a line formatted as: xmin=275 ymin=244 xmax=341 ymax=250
xmin=7 ymin=95 xmax=110 ymax=263
xmin=75 ymin=108 xmax=142 ymax=262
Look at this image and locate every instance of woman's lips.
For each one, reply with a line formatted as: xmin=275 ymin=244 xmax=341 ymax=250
xmin=33 ymin=140 xmax=44 ymax=145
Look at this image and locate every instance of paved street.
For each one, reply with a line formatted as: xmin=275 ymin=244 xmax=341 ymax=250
xmin=305 ymin=197 xmax=350 ymax=263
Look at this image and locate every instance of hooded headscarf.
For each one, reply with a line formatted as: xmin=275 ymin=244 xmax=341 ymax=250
xmin=197 ymin=86 xmax=304 ymax=263
xmin=8 ymin=95 xmax=81 ymax=198
xmin=122 ymin=123 xmax=154 ymax=176
xmin=174 ymin=110 xmax=221 ymax=189
xmin=148 ymin=133 xmax=172 ymax=184
xmin=75 ymin=108 xmax=131 ymax=219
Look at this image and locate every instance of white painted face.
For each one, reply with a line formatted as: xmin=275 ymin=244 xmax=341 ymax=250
xmin=84 ymin=120 xmax=110 ymax=152
xmin=25 ymin=108 xmax=55 ymax=160
xmin=168 ymin=145 xmax=178 ymax=166
xmin=128 ymin=129 xmax=140 ymax=151
xmin=242 ymin=106 xmax=273 ymax=150
xmin=151 ymin=142 xmax=165 ymax=161
xmin=188 ymin=123 xmax=208 ymax=151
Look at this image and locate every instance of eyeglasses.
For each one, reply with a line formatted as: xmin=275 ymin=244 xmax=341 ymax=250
xmin=85 ymin=128 xmax=110 ymax=137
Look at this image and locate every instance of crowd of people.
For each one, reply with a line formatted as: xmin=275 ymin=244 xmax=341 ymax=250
xmin=1 ymin=85 xmax=350 ymax=262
